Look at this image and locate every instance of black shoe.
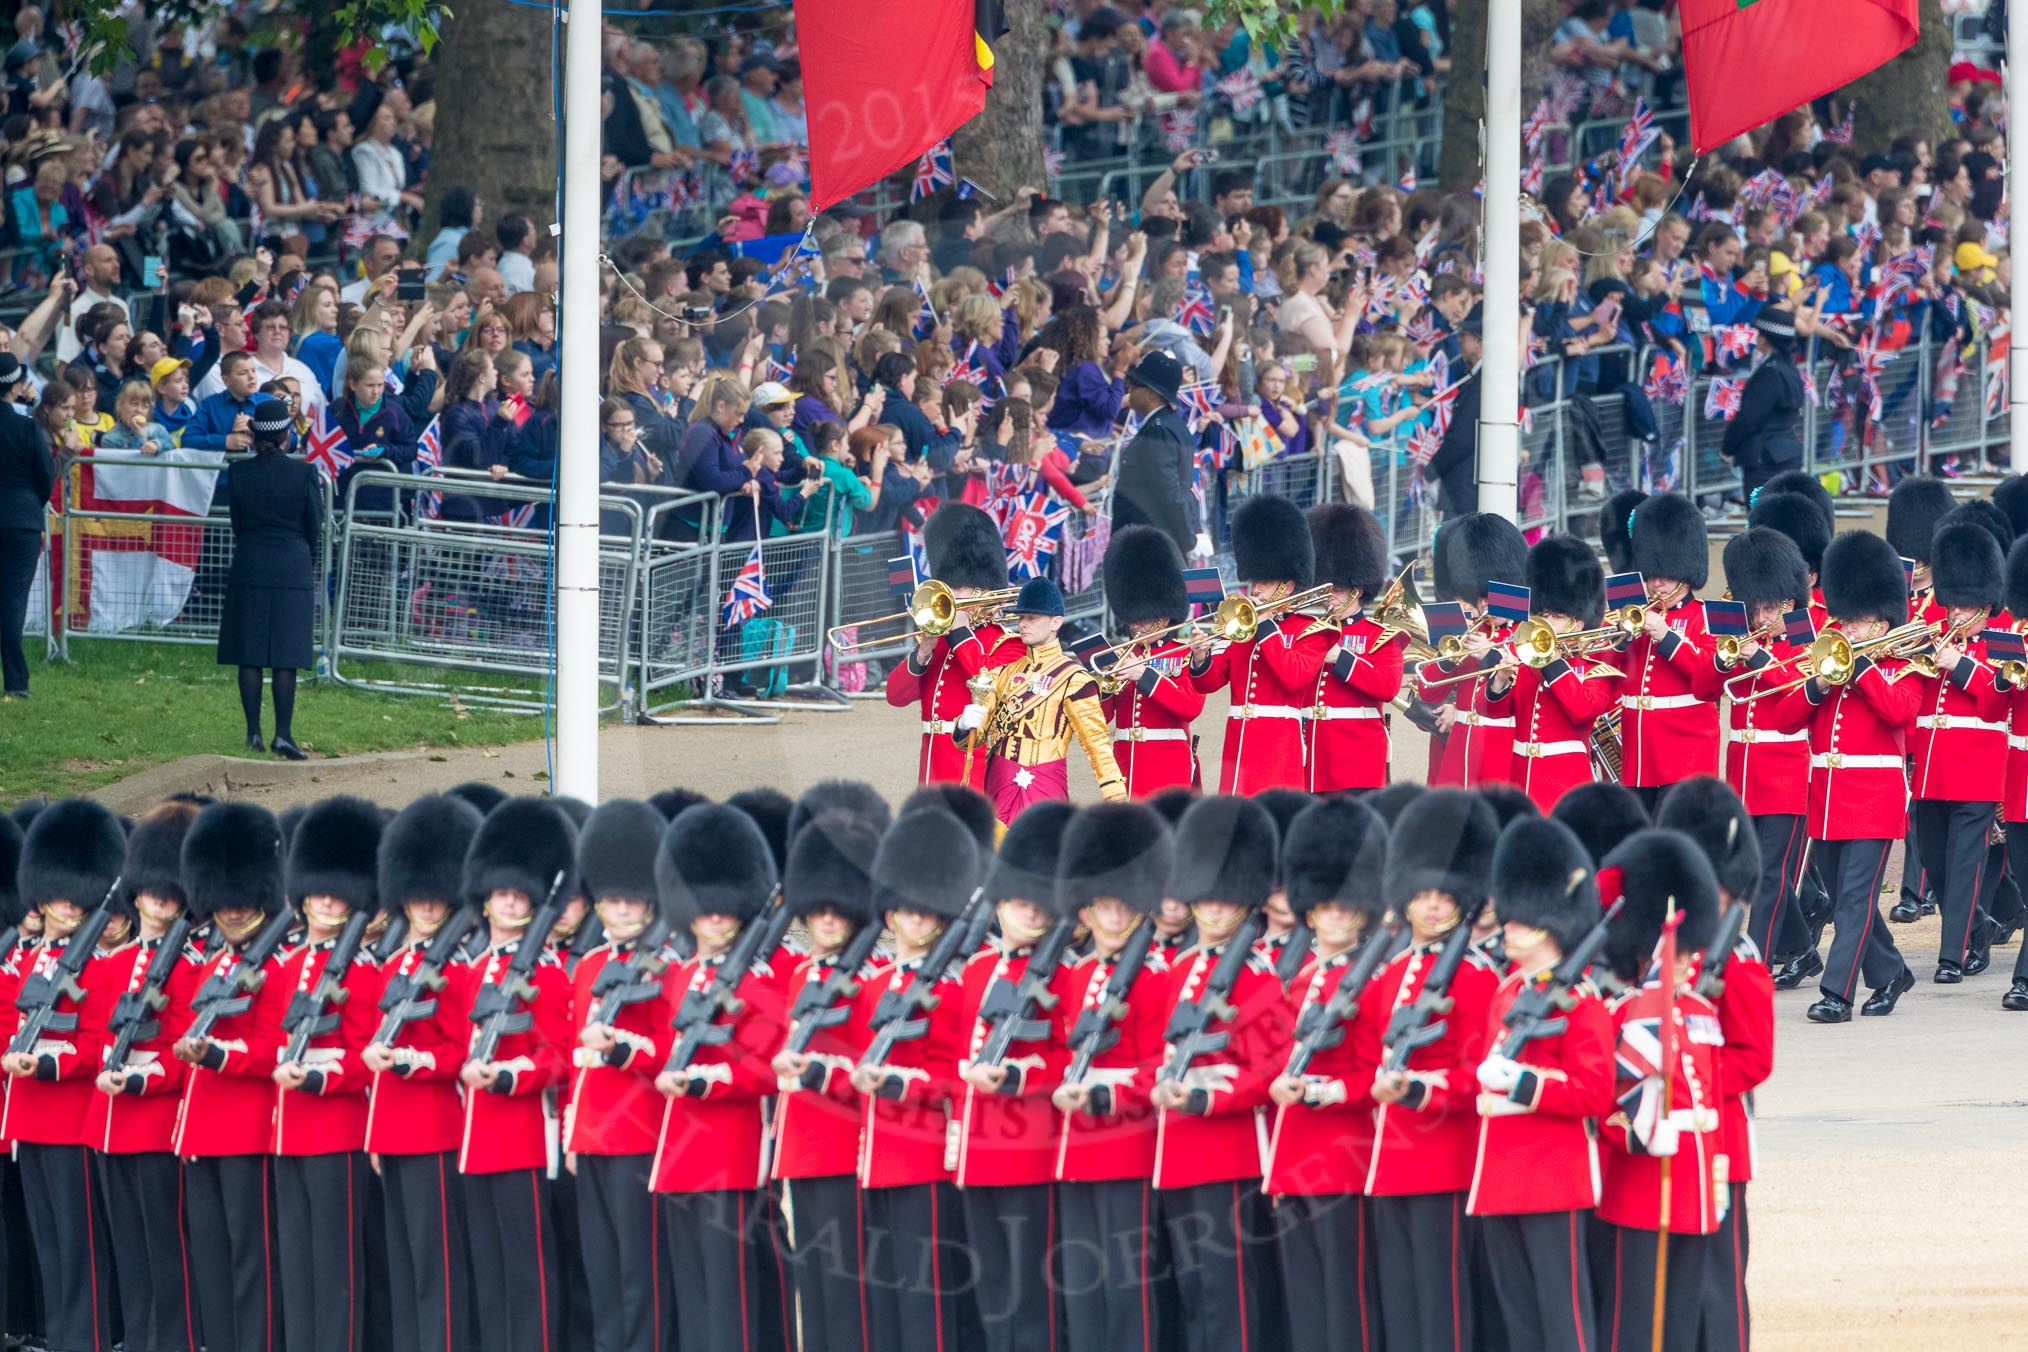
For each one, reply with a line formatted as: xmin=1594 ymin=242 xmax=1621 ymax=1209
xmin=272 ymin=737 xmax=307 ymax=762
xmin=1920 ymin=898 xmax=1938 ymax=918
xmin=1890 ymin=899 xmax=1922 ymax=923
xmin=1862 ymin=967 xmax=1916 ymax=1016
xmin=244 ymin=734 xmax=265 ymax=753
xmin=1806 ymin=993 xmax=1853 ymax=1023
xmin=2 ymin=688 xmax=26 ymax=698
xmin=1933 ymin=961 xmax=1964 ymax=985
xmin=2002 ymin=981 xmax=2028 ymax=1012
xmin=1963 ymin=948 xmax=1992 ymax=977
xmin=1773 ymin=951 xmax=1824 ymax=990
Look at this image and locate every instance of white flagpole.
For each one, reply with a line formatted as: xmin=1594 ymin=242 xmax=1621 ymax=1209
xmin=1477 ymin=3 xmax=1523 ymax=523
xmin=2009 ymin=26 xmax=2028 ymax=467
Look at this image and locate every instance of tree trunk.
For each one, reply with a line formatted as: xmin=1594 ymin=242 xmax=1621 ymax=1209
xmin=1833 ymin=0 xmax=1952 ymax=150
xmin=420 ymin=0 xmax=558 ymax=246
xmin=1441 ymin=0 xmax=1561 ymax=189
xmin=949 ymin=1 xmax=1048 ymax=209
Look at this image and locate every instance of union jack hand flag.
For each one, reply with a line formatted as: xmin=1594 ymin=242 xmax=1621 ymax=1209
xmin=1216 ymin=68 xmax=1264 ymax=112
xmin=1986 ymin=321 xmax=2011 ymax=417
xmin=305 ymin=407 xmax=355 ymax=481
xmin=1711 ymin=325 xmax=1758 ymax=364
xmin=1520 ymin=157 xmax=1545 ymax=195
xmin=1403 ymin=310 xmax=1439 ymax=349
xmin=1644 ymin=356 xmax=1689 ymax=407
xmin=910 ymin=283 xmax=939 ymax=341
xmin=1002 ymin=489 xmax=1072 ymax=575
xmin=760 ymin=356 xmax=795 ymax=385
xmin=412 ymin=415 xmax=443 ymax=521
xmin=1325 ymin=128 xmax=1362 ymax=175
xmin=1521 ymin=98 xmax=1553 ymax=153
xmin=1175 ymin=283 xmax=1216 ymax=338
xmin=1704 ymin=377 xmax=1744 ymax=421
xmin=912 ymin=142 xmax=954 ymax=201
xmin=728 ymin=148 xmax=761 ymax=186
xmin=1160 ymin=109 xmax=1198 ymax=153
xmin=721 ymin=545 xmax=773 ymax=627
xmin=1177 ymin=381 xmax=1220 ymax=429
xmin=1044 ymin=148 xmax=1065 ymax=179
xmin=1616 ymin=98 xmax=1658 ymax=193
xmin=1855 ymin=338 xmax=1894 ymax=422
xmin=1397 ymin=165 xmax=1418 ymax=193
xmin=948 ymin=342 xmax=989 ymax=389
xmin=1823 ymin=100 xmax=1856 ymax=146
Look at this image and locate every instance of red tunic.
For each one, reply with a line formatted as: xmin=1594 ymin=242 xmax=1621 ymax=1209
xmin=2006 ymin=677 xmax=2028 ymax=824
xmin=1705 ymin=946 xmax=1774 ymax=1186
xmin=1351 ymin=945 xmax=1498 ymax=1197
xmin=365 ymin=940 xmax=469 ymax=1157
xmin=1 ymin=938 xmax=124 ymax=1146
xmin=1484 ymin=656 xmax=1622 ymax=812
xmin=1722 ymin=642 xmax=1812 ymax=818
xmin=953 ymin=947 xmax=1068 ymax=1188
xmin=1102 ymin=661 xmax=1204 ymax=797
xmin=452 ymin=943 xmax=571 ymax=1176
xmin=89 ymin=937 xmax=201 ymax=1155
xmin=271 ymin=940 xmax=379 ymax=1156
xmin=1149 ymin=944 xmax=1292 ymax=1191
xmin=1906 ymin=647 xmax=2010 ymax=803
xmin=1299 ymin=615 xmax=1406 ymax=793
xmin=564 ymin=944 xmax=674 ymax=1157
xmin=1264 ymin=950 xmax=1379 ymax=1197
xmin=173 ymin=945 xmax=290 ymax=1159
xmin=1049 ymin=945 xmax=1169 ymax=1183
xmin=772 ymin=952 xmax=886 ymax=1182
xmin=884 ymin=622 xmax=1024 ymax=788
xmin=1597 ymin=982 xmax=1726 ymax=1236
xmin=649 ymin=954 xmax=788 ymax=1194
xmin=852 ymin=961 xmax=967 ymax=1189
xmin=1615 ymin=598 xmax=1724 ymax=788
xmin=1465 ymin=971 xmax=1615 ymax=1216
xmin=1188 ymin=613 xmax=1318 ymax=794
xmin=1759 ymin=654 xmax=1922 ymax=840
xmin=1424 ymin=625 xmax=1519 ymax=789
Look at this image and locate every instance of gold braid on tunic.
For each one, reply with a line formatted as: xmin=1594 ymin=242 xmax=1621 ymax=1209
xmin=958 ymin=640 xmax=1127 ymax=799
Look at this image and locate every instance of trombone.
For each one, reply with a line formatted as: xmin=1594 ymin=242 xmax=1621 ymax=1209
xmin=1416 ymin=618 xmax=1563 ymax=690
xmin=1715 ymin=620 xmax=1781 ymax=667
xmin=1734 ymin=621 xmax=1942 ymax=704
xmin=1089 ymin=583 xmax=1335 ymax=671
xmin=826 ymin=580 xmax=1019 ymax=654
xmin=1902 ymin=615 xmax=1983 ymax=680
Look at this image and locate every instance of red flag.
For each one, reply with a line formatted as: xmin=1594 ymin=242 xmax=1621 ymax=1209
xmin=798 ymin=0 xmax=995 ymax=210
xmin=1681 ymin=0 xmax=1917 ymax=155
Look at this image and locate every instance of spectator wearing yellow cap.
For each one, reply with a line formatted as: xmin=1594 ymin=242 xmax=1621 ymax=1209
xmin=149 ymin=357 xmax=198 ymax=439
xmin=1954 ymin=240 xmax=1999 ymax=286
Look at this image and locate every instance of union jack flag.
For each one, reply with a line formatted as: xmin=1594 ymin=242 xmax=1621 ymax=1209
xmin=1215 ymin=68 xmax=1264 ymax=113
xmin=1855 ymin=337 xmax=1895 ymax=422
xmin=1404 ymin=310 xmax=1439 ymax=349
xmin=412 ymin=415 xmax=443 ymax=521
xmin=1987 ymin=320 xmax=2011 ymax=417
xmin=1406 ymin=422 xmax=1443 ymax=468
xmin=1616 ymin=98 xmax=1658 ymax=194
xmin=1044 ymin=148 xmax=1065 ymax=179
xmin=985 ymin=264 xmax=1021 ymax=298
xmin=1397 ymin=165 xmax=1418 ymax=193
xmin=1548 ymin=72 xmax=1590 ymax=122
xmin=1589 ymin=80 xmax=1630 ymax=121
xmin=912 ymin=142 xmax=954 ymax=201
xmin=1643 ymin=356 xmax=1689 ymax=406
xmin=1810 ymin=174 xmax=1836 ymax=207
xmin=721 ymin=545 xmax=772 ymax=627
xmin=760 ymin=356 xmax=795 ymax=385
xmin=910 ymin=282 xmax=938 ymax=341
xmin=1801 ymin=369 xmax=1819 ymax=407
xmin=1823 ymin=100 xmax=1856 ymax=145
xmin=1704 ymin=378 xmax=1743 ymax=421
xmin=1520 ymin=157 xmax=1544 ymax=195
xmin=1175 ymin=283 xmax=1216 ymax=338
xmin=728 ymin=148 xmax=761 ymax=185
xmin=1521 ymin=98 xmax=1553 ymax=152
xmin=1159 ymin=109 xmax=1198 ymax=153
xmin=1711 ymin=325 xmax=1758 ymax=364
xmin=948 ymin=342 xmax=989 ymax=389
xmin=1001 ymin=489 xmax=1072 ymax=577
xmin=1325 ymin=129 xmax=1362 ymax=175
xmin=305 ymin=407 xmax=354 ymax=481
xmin=1412 ymin=222 xmax=1441 ymax=267
xmin=1853 ymin=219 xmax=1882 ymax=258
xmin=1177 ymin=381 xmax=1220 ymax=429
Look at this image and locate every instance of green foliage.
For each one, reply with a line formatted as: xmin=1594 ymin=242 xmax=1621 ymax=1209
xmin=70 ymin=0 xmax=445 ymax=74
xmin=1202 ymin=0 xmax=1344 ymax=51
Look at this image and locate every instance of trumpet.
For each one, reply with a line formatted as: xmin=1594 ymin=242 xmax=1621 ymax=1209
xmin=1735 ymin=621 xmax=1942 ymax=704
xmin=1902 ymin=616 xmax=1984 ymax=679
xmin=1715 ymin=621 xmax=1781 ymax=666
xmin=1209 ymin=584 xmax=1336 ymax=643
xmin=1416 ymin=618 xmax=1566 ymax=690
xmin=826 ymin=580 xmax=1019 ymax=654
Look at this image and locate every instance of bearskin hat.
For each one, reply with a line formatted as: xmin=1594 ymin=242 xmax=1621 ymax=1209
xmin=1167 ymin=795 xmax=1280 ymax=911
xmin=1307 ymin=503 xmax=1388 ymax=597
xmin=286 ymin=796 xmax=383 ymax=913
xmin=785 ymin=811 xmax=882 ymax=928
xmin=10 ymin=798 xmax=48 ymax=833
xmin=1231 ymin=495 xmax=1315 ymax=587
xmin=1747 ymin=492 xmax=1830 ymax=575
xmin=986 ymin=801 xmax=1077 ymax=913
xmin=1147 ymin=787 xmax=1197 ymax=826
xmin=1527 ymin=534 xmax=1605 ymax=629
xmin=726 ymin=788 xmax=795 ymax=876
xmin=182 ymin=802 xmax=286 ymax=922
xmin=1931 ymin=521 xmax=2005 ymax=611
xmin=1255 ymin=789 xmax=1314 ymax=850
xmin=1383 ymin=789 xmax=1498 ymax=914
xmin=1492 ymin=817 xmax=1598 ymax=952
xmin=379 ymin=795 xmax=484 ymax=915
xmin=1479 ymin=784 xmax=1539 ymax=828
xmin=578 ymin=800 xmax=666 ymax=906
xmin=1820 ymin=530 xmax=1908 ymax=624
xmin=649 ymin=787 xmax=708 ymax=821
xmin=1657 ymin=778 xmax=1761 ymax=905
xmin=1598 ymin=489 xmax=1647 ymax=574
xmin=1283 ymin=799 xmax=1389 ymax=922
xmin=122 ymin=800 xmax=202 ymax=914
xmin=552 ymin=797 xmax=592 ymax=828
xmin=1723 ymin=527 xmax=1812 ymax=615
xmin=1056 ymin=802 xmax=1175 ymax=917
xmin=1630 ymin=493 xmax=1709 ymax=589
xmin=19 ymin=798 xmax=127 ymax=916
xmin=463 ymin=798 xmax=580 ymax=910
xmin=871 ymin=809 xmax=982 ymax=919
xmin=2007 ymin=537 xmax=2028 ymax=619
xmin=789 ymin=780 xmax=892 ymax=841
xmin=1365 ymin=782 xmax=1427 ymax=828
xmin=0 ymin=813 xmax=22 ymax=927
xmin=899 ymin=784 xmax=996 ymax=853
xmin=446 ymin=781 xmax=509 ymax=816
xmin=1549 ymin=782 xmax=1650 ymax=867
xmin=656 ymin=803 xmax=777 ymax=928
xmin=1102 ymin=526 xmax=1190 ymax=629
xmin=1436 ymin=512 xmax=1529 ymax=603
xmin=1992 ymin=474 xmax=2028 ymax=544
xmin=1937 ymin=499 xmax=2015 ymax=557
xmin=1885 ymin=475 xmax=1956 ymax=563
xmin=276 ymin=804 xmax=308 ymax=850
xmin=1758 ymin=470 xmax=1835 ymax=532
xmin=924 ymin=502 xmax=1009 ymax=591
xmin=1600 ymin=829 xmax=1721 ymax=981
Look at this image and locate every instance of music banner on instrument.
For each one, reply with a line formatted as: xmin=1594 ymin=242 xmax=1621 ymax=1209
xmin=1486 ymin=582 xmax=1531 ymax=624
xmin=1424 ymin=602 xmax=1470 ymax=644
xmin=1704 ymin=599 xmax=1749 ymax=637
xmin=1982 ymin=629 xmax=2027 ymax=665
xmin=1605 ymin=571 xmax=1648 ymax=609
xmin=1782 ymin=608 xmax=1818 ymax=646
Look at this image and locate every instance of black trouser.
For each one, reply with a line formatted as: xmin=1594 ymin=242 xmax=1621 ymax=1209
xmin=1814 ymin=837 xmax=1904 ymax=1001
xmin=1900 ymin=812 xmax=1932 ymax=909
xmin=961 ymin=1184 xmax=1060 ymax=1352
xmin=573 ymin=1154 xmax=659 ymax=1352
xmin=1750 ymin=814 xmax=1812 ymax=962
xmin=1276 ymin=1193 xmax=1381 ymax=1352
xmin=1916 ymin=799 xmax=1997 ymax=966
xmin=1370 ymin=1191 xmax=1472 ymax=1352
xmin=16 ymin=1141 xmax=112 ymax=1352
xmin=379 ymin=1151 xmax=471 ymax=1352
xmin=1700 ymin=1184 xmax=1750 ymax=1352
xmin=464 ymin=1168 xmax=559 ymax=1352
xmin=184 ymin=1154 xmax=278 ymax=1352
xmin=783 ymin=1175 xmax=866 ymax=1352
xmin=1 ymin=1154 xmax=37 ymax=1342
xmin=1596 ymin=1223 xmax=1710 ymax=1352
xmin=551 ymin=1166 xmax=593 ymax=1352
xmin=1479 ymin=1210 xmax=1594 ymax=1352
xmin=659 ymin=1188 xmax=791 ymax=1352
xmin=1057 ymin=1178 xmax=1163 ymax=1352
xmin=1156 ymin=1179 xmax=1272 ymax=1352
xmin=0 ymin=528 xmax=40 ymax=694
xmin=99 ymin=1151 xmax=194 ymax=1352
xmin=275 ymin=1153 xmax=366 ymax=1352
xmin=861 ymin=1182 xmax=977 ymax=1352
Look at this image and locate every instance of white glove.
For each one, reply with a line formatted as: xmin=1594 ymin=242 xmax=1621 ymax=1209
xmin=1475 ymin=1055 xmax=1521 ymax=1094
xmin=1644 ymin=1120 xmax=1680 ymax=1158
xmin=1192 ymin=532 xmax=1214 ymax=559
xmin=956 ymin=704 xmax=987 ymax=733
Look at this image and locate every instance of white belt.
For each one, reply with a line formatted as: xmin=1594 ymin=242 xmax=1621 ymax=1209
xmin=1111 ymin=726 xmax=1189 ymax=743
xmin=1916 ymin=715 xmax=2009 ymax=733
xmin=1516 ymin=740 xmax=1589 ymax=759
xmin=1228 ymin=705 xmax=1304 ymax=720
xmin=1307 ymin=706 xmax=1384 ymax=721
xmin=922 ymin=719 xmax=955 ymax=735
xmin=1809 ymin=753 xmax=1903 ymax=770
xmin=1620 ymin=694 xmax=1704 ymax=711
xmin=1453 ymin=712 xmax=1515 ymax=728
xmin=2011 ymin=735 xmax=2028 ymax=752
xmin=1727 ymin=727 xmax=1807 ymax=745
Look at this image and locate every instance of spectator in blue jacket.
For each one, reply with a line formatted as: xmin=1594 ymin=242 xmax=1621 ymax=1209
xmin=1034 ymin=305 xmax=1127 ymax=447
xmin=672 ymin=373 xmax=751 ymax=541
xmin=181 ymin=352 xmax=262 ymax=452
xmin=866 ymin=351 xmax=961 ymax=476
xmin=331 ymin=358 xmax=418 ymax=514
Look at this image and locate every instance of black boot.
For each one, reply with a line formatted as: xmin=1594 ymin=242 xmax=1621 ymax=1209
xmin=2002 ymin=981 xmax=2028 ymax=1012
xmin=1933 ymin=961 xmax=1964 ymax=985
xmin=272 ymin=736 xmax=307 ymax=761
xmin=1806 ymin=993 xmax=1853 ymax=1023
xmin=1889 ymin=898 xmax=1922 ymax=924
xmin=1773 ymin=951 xmax=1823 ymax=990
xmin=1861 ymin=968 xmax=1916 ymax=1016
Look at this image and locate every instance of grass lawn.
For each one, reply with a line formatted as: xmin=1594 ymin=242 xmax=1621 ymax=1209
xmin=1 ymin=640 xmax=543 ymax=801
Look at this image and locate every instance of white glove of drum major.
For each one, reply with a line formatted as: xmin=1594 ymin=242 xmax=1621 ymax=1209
xmin=956 ymin=704 xmax=988 ymax=734
xmin=1192 ymin=532 xmax=1214 ymax=560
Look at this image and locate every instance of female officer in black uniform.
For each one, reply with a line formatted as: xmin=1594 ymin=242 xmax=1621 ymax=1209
xmin=1721 ymin=304 xmax=1806 ymax=503
xmin=0 ymin=353 xmax=54 ymax=700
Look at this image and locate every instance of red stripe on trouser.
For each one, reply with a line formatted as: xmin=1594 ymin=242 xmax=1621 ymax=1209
xmin=930 ymin=1188 xmax=946 ymax=1352
xmin=532 ymin=1175 xmax=552 ymax=1352
xmin=83 ymin=1150 xmax=103 ymax=1352
xmin=1567 ymin=1213 xmax=1588 ymax=1352
xmin=1447 ymin=1197 xmax=1462 ymax=1352
xmin=1959 ymin=843 xmax=1986 ymax=961
xmin=263 ymin=1164 xmax=275 ymax=1352
xmin=1229 ymin=1182 xmax=1249 ymax=1352
xmin=856 ymin=1187 xmax=870 ymax=1352
xmin=1838 ymin=842 xmax=1893 ymax=999
xmin=1045 ymin=1188 xmax=1058 ymax=1352
xmin=1609 ymin=1228 xmax=1623 ymax=1350
xmin=1731 ymin=1191 xmax=1747 ymax=1350
xmin=180 ymin=1164 xmax=197 ymax=1352
xmin=1139 ymin=1184 xmax=1151 ymax=1352
xmin=437 ymin=1157 xmax=454 ymax=1352
xmin=346 ymin=1156 xmax=358 ymax=1352
xmin=736 ymin=1195 xmax=752 ymax=1352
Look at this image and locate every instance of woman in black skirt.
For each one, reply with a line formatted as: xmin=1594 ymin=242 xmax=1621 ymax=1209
xmin=217 ymin=396 xmax=322 ymax=758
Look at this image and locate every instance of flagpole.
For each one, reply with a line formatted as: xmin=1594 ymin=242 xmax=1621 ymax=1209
xmin=1476 ymin=0 xmax=1522 ymax=523
xmin=2010 ymin=16 xmax=2028 ymax=468
xmin=553 ymin=0 xmax=603 ymax=802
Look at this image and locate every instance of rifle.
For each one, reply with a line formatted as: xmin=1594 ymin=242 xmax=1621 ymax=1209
xmin=467 ymin=872 xmax=570 ymax=1067
xmin=1692 ymin=902 xmax=1750 ymax=1002
xmin=279 ymin=908 xmax=375 ymax=1068
xmin=1283 ymin=917 xmax=1404 ymax=1079
xmin=104 ymin=914 xmax=194 ymax=1077
xmin=1158 ymin=912 xmax=1265 ymax=1085
xmin=585 ymin=911 xmax=677 ymax=1031
xmin=368 ymin=913 xmax=410 ymax=963
xmin=1492 ymin=897 xmax=1627 ymax=1060
xmin=371 ymin=908 xmax=482 ymax=1047
xmin=7 ymin=879 xmax=120 ymax=1057
xmin=1379 ymin=896 xmax=1492 ymax=1077
xmin=1273 ymin=924 xmax=1313 ymax=987
xmin=970 ymin=914 xmax=1080 ymax=1074
xmin=0 ymin=927 xmax=18 ymax=967
xmin=859 ymin=887 xmax=989 ymax=1073
xmin=184 ymin=908 xmax=297 ymax=1044
xmin=663 ymin=889 xmax=795 ymax=1075
xmin=784 ymin=919 xmax=887 ymax=1061
xmin=1063 ymin=917 xmax=1155 ymax=1086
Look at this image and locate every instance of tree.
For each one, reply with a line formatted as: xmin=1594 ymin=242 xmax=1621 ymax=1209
xmin=950 ymin=0 xmax=1051 ymax=204
xmin=1833 ymin=0 xmax=1952 ymax=151
xmin=1440 ymin=0 xmax=1562 ymax=190
xmin=416 ymin=3 xmax=557 ymax=243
